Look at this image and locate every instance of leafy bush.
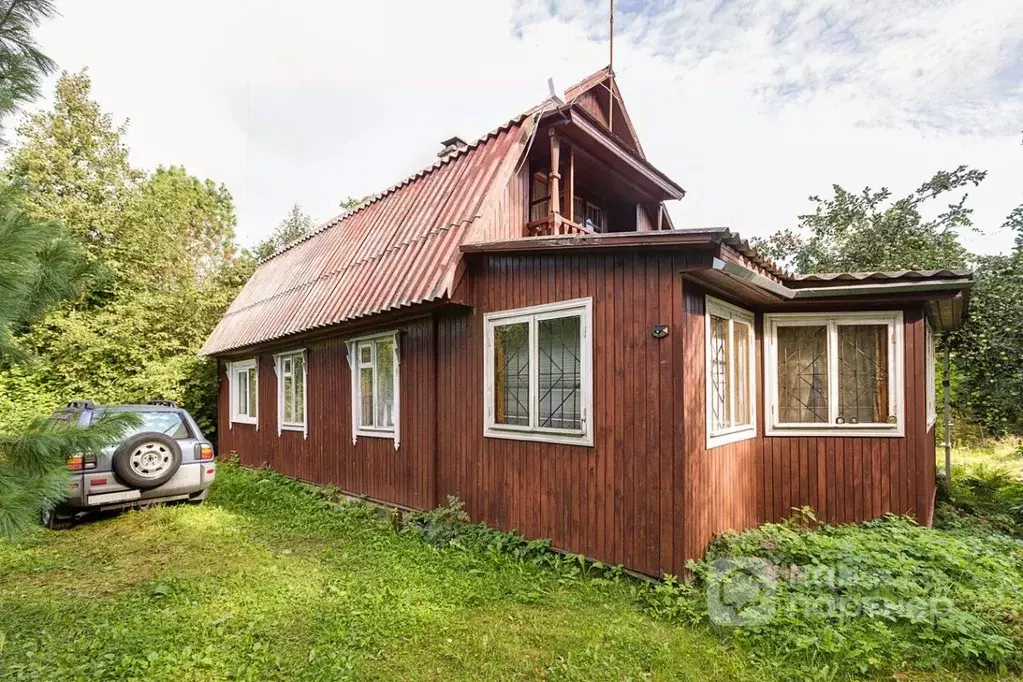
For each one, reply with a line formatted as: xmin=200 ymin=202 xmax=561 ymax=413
xmin=645 ymin=514 xmax=1023 ymax=680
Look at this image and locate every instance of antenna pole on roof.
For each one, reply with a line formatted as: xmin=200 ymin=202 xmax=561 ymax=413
xmin=609 ymin=0 xmax=614 ymax=75
xmin=608 ymin=0 xmax=615 ymax=133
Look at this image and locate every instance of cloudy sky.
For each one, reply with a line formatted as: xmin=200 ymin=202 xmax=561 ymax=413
xmin=30 ymin=0 xmax=1023 ymax=254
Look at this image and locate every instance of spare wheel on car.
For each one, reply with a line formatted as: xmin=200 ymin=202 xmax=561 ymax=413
xmin=112 ymin=432 xmax=182 ymax=489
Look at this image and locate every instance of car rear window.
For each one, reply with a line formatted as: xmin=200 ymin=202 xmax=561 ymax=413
xmin=92 ymin=410 xmax=191 ymax=439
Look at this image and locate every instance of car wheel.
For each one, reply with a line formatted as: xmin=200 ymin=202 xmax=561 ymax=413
xmin=41 ymin=507 xmax=72 ymax=530
xmin=112 ymin=432 xmax=182 ymax=489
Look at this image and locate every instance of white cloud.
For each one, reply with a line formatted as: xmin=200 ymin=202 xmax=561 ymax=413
xmin=28 ymin=0 xmax=1023 ymax=256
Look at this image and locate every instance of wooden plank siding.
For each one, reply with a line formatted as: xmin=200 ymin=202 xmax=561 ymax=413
xmin=436 ymin=251 xmax=692 ymax=577
xmin=216 ymin=249 xmax=939 ymax=578
xmin=217 ymin=318 xmax=437 ymax=511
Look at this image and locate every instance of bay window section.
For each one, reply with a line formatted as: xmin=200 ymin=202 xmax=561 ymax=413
xmin=705 ymin=297 xmax=756 ymax=448
xmin=348 ymin=331 xmax=400 ymax=448
xmin=228 ymin=359 xmax=258 ymax=426
xmin=485 ymin=298 xmax=593 ymax=446
xmin=765 ymin=312 xmax=904 ymax=437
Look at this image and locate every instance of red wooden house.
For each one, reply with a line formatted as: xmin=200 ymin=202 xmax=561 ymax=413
xmin=201 ymin=67 xmax=972 ymax=577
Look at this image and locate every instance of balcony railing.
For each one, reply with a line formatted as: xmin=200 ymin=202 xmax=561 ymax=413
xmin=525 ymin=214 xmax=594 ymax=237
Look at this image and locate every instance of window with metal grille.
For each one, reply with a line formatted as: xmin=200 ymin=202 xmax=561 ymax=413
xmin=484 ymin=298 xmax=593 ymax=446
xmin=229 ymin=359 xmax=258 ymax=425
xmin=705 ymin=297 xmax=756 ymax=448
xmin=765 ymin=311 xmax=904 ymax=437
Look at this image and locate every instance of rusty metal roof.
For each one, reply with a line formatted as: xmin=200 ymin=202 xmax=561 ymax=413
xmin=201 ymin=117 xmax=529 ymax=356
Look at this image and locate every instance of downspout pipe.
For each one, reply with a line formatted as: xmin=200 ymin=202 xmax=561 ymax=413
xmin=943 ymin=342 xmax=952 ymax=481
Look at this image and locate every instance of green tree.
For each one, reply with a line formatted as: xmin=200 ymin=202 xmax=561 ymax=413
xmin=950 ymin=205 xmax=1023 ymax=435
xmin=0 ymin=0 xmax=57 ymax=135
xmin=7 ymin=71 xmax=140 ymax=293
xmin=255 ymin=203 xmax=315 ymax=259
xmin=754 ymin=166 xmax=982 ymax=273
xmin=0 ymin=2 xmax=134 ymax=535
xmin=2 ymin=71 xmax=246 ymax=442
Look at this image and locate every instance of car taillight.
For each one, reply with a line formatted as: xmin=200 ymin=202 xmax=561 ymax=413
xmin=68 ymin=453 xmax=97 ymax=471
xmin=196 ymin=443 xmax=214 ymax=461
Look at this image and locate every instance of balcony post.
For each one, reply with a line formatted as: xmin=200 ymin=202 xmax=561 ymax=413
xmin=566 ymin=144 xmax=575 ymax=229
xmin=549 ymin=130 xmax=562 ymax=233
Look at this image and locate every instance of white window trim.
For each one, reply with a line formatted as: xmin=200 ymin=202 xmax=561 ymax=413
xmin=346 ymin=330 xmax=401 ymax=450
xmin=925 ymin=318 xmax=936 ymax=429
xmin=483 ymin=297 xmax=594 ymax=447
xmin=227 ymin=359 xmax=258 ymax=428
xmin=705 ymin=296 xmax=757 ymax=449
xmin=764 ymin=311 xmax=905 ymax=438
xmin=273 ymin=349 xmax=308 ymax=439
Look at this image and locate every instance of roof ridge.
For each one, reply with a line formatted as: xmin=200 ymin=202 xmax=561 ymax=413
xmin=225 ymin=214 xmax=482 ymax=319
xmin=258 ymin=114 xmax=531 ymax=265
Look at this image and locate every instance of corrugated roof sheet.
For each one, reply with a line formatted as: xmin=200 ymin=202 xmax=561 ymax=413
xmin=789 ymin=269 xmax=973 ymax=283
xmin=201 ymin=117 xmax=528 ymax=355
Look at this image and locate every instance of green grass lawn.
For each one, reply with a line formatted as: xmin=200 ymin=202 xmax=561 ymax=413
xmin=0 ymin=460 xmax=1018 ymax=681
xmin=0 ymin=463 xmax=758 ymax=682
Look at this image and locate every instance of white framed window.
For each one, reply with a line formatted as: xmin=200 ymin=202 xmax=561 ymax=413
xmin=227 ymin=359 xmax=258 ymax=427
xmin=705 ymin=296 xmax=756 ymax=448
xmin=925 ymin=318 xmax=936 ymax=428
xmin=347 ymin=331 xmax=400 ymax=449
xmin=764 ymin=311 xmax=904 ymax=437
xmin=483 ymin=298 xmax=593 ymax=447
xmin=273 ymin=349 xmax=307 ymax=438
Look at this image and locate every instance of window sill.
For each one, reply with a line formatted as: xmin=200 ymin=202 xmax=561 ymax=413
xmin=766 ymin=425 xmax=904 ymax=438
xmin=485 ymin=427 xmax=593 ymax=447
xmin=707 ymin=426 xmax=756 ymax=449
xmin=230 ymin=416 xmax=257 ymax=426
xmin=280 ymin=424 xmax=305 ymax=433
xmin=355 ymin=429 xmax=396 ymax=440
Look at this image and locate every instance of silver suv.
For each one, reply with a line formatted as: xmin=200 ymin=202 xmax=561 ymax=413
xmin=43 ymin=400 xmax=216 ymax=529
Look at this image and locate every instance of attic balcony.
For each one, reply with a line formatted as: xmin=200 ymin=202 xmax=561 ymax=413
xmin=520 ymin=108 xmax=685 ymax=239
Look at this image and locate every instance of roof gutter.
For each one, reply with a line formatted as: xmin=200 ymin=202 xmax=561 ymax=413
xmin=713 ymin=258 xmax=794 ymax=300
xmin=712 ymin=258 xmax=973 ymax=300
xmin=790 ymin=279 xmax=974 ymax=298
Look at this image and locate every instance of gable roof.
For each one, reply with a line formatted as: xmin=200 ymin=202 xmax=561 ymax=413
xmin=564 ymin=66 xmax=644 ymax=157
xmin=200 ymin=67 xmax=679 ymax=357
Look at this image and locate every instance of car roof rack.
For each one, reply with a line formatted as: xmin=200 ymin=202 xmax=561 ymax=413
xmin=148 ymin=399 xmax=178 ymax=408
xmin=66 ymin=399 xmax=95 ymax=410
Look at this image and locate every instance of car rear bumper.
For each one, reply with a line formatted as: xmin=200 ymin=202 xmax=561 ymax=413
xmin=65 ymin=461 xmax=216 ymax=509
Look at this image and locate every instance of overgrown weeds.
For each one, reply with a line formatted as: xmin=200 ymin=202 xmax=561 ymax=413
xmin=407 ymin=495 xmax=1023 ymax=680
